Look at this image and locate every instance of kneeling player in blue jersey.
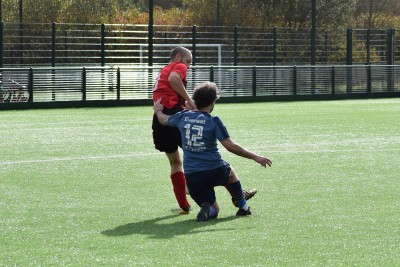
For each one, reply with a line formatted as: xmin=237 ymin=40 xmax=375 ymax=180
xmin=153 ymin=82 xmax=272 ymax=221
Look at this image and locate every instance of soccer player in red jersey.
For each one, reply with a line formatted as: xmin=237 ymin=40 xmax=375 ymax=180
xmin=152 ymin=47 xmax=258 ymax=214
xmin=152 ymin=47 xmax=196 ymax=213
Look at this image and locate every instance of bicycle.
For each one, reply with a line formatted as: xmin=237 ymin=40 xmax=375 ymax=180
xmin=0 ymin=80 xmax=28 ymax=103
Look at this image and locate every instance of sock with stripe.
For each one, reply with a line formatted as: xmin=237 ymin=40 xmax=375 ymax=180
xmin=209 ymin=206 xmax=219 ymax=219
xmin=226 ymin=180 xmax=249 ymax=211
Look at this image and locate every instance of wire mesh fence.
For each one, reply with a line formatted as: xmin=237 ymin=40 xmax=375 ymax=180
xmin=0 ymin=22 xmax=399 ymax=67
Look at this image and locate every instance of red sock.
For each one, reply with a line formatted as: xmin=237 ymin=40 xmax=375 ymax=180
xmin=171 ymin=172 xmax=190 ymax=210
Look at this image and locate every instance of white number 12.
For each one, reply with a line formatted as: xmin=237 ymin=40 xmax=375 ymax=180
xmin=184 ymin=124 xmax=204 ymax=147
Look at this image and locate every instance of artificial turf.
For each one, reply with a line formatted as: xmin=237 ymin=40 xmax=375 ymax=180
xmin=1 ymin=99 xmax=399 ymax=266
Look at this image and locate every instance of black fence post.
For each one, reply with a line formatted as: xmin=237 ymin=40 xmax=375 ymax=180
xmin=63 ymin=31 xmax=68 ymax=64
xmin=0 ymin=21 xmax=3 ymax=68
xmin=346 ymin=28 xmax=353 ymax=93
xmin=191 ymin=25 xmax=197 ymax=88
xmin=311 ymin=65 xmax=316 ymax=95
xmin=331 ymin=65 xmax=335 ymax=95
xmin=210 ymin=65 xmax=214 ymax=82
xmin=273 ymin=27 xmax=277 ymax=65
xmin=272 ymin=28 xmax=277 ymax=95
xmin=387 ymin=28 xmax=395 ymax=92
xmin=324 ymin=30 xmax=328 ymax=64
xmin=19 ymin=15 xmax=24 ymax=65
xmin=28 ymin=67 xmax=33 ymax=102
xmin=367 ymin=64 xmax=372 ymax=93
xmin=82 ymin=67 xmax=86 ymax=101
xmin=233 ymin=25 xmax=238 ymax=66
xmin=233 ymin=26 xmax=238 ymax=92
xmin=101 ymin=23 xmax=105 ymax=66
xmin=51 ymin=22 xmax=56 ymax=101
xmin=346 ymin=28 xmax=353 ymax=65
xmin=366 ymin=29 xmax=371 ymax=64
xmin=148 ymin=0 xmax=154 ymax=67
xmin=52 ymin=22 xmax=56 ymax=67
xmin=293 ymin=65 xmax=297 ymax=95
xmin=252 ymin=65 xmax=256 ymax=97
xmin=311 ymin=0 xmax=316 ymax=65
xmin=117 ymin=67 xmax=120 ymax=100
xmin=192 ymin=25 xmax=196 ymax=66
xmin=387 ymin=29 xmax=395 ymax=65
xmin=311 ymin=0 xmax=316 ymax=94
xmin=346 ymin=66 xmax=352 ymax=94
xmin=148 ymin=1 xmax=154 ymax=99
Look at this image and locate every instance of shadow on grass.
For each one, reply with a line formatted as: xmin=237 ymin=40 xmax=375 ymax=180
xmin=101 ymin=213 xmax=243 ymax=239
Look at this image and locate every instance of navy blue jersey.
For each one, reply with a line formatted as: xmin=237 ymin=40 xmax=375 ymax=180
xmin=168 ymin=110 xmax=230 ymax=174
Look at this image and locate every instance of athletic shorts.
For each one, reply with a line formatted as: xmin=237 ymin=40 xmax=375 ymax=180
xmin=152 ymin=107 xmax=183 ymax=153
xmin=185 ymin=161 xmax=231 ymax=207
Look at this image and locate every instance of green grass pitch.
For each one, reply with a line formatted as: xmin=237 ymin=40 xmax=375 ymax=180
xmin=1 ymin=99 xmax=400 ymax=266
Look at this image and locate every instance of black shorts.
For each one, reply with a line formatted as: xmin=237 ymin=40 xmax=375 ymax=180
xmin=152 ymin=107 xmax=183 ymax=153
xmin=185 ymin=162 xmax=231 ymax=207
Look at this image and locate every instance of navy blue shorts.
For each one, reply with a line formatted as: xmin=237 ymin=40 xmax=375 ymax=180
xmin=152 ymin=107 xmax=183 ymax=153
xmin=185 ymin=162 xmax=231 ymax=207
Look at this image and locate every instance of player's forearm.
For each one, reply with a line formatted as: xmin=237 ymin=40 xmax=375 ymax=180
xmin=155 ymin=110 xmax=169 ymax=126
xmin=222 ymin=138 xmax=272 ymax=167
xmin=173 ymin=84 xmax=191 ymax=102
xmin=227 ymin=144 xmax=258 ymax=160
xmin=222 ymin=139 xmax=258 ymax=160
xmin=168 ymin=74 xmax=191 ymax=102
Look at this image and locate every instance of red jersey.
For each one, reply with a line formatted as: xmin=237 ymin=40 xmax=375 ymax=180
xmin=152 ymin=62 xmax=188 ymax=109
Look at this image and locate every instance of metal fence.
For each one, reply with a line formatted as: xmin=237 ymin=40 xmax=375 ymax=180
xmin=0 ymin=22 xmax=399 ymax=67
xmin=1 ymin=65 xmax=399 ymax=109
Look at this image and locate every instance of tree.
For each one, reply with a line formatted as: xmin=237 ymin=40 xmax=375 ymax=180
xmin=1 ymin=0 xmax=123 ymax=24
xmin=181 ymin=0 xmax=360 ymax=28
xmin=23 ymin=0 xmax=64 ymax=23
xmin=154 ymin=0 xmax=184 ymax=10
xmin=58 ymin=0 xmax=119 ymax=23
xmin=354 ymin=0 xmax=400 ymax=28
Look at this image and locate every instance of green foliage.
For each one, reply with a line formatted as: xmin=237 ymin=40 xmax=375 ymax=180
xmin=2 ymin=0 xmax=117 ymax=23
xmin=355 ymin=0 xmax=400 ymax=28
xmin=317 ymin=0 xmax=358 ymax=28
xmin=58 ymin=0 xmax=117 ymax=24
xmin=182 ymin=0 xmax=358 ymax=28
xmin=1 ymin=0 xmax=399 ymax=28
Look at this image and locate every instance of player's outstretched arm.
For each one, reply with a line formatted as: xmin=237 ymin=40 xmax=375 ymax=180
xmin=153 ymin=98 xmax=170 ymax=126
xmin=220 ymin=138 xmax=272 ymax=168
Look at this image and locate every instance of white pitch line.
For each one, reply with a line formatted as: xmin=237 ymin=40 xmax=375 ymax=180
xmin=1 ymin=148 xmax=399 ymax=166
xmin=0 ymin=152 xmax=163 ymax=166
xmin=0 ymin=118 xmax=150 ymax=128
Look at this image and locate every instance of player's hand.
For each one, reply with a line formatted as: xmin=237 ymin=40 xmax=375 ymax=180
xmin=185 ymin=98 xmax=197 ymax=110
xmin=153 ymin=98 xmax=164 ymax=113
xmin=254 ymin=156 xmax=272 ymax=168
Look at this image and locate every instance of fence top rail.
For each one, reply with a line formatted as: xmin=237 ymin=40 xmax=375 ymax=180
xmin=1 ymin=64 xmax=399 ymax=72
xmin=1 ymin=21 xmax=398 ymax=31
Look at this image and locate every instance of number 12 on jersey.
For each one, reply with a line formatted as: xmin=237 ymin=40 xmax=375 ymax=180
xmin=184 ymin=124 xmax=205 ymax=147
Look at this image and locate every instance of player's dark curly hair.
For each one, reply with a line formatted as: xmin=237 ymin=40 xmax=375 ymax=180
xmin=192 ymin=82 xmax=220 ymax=109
